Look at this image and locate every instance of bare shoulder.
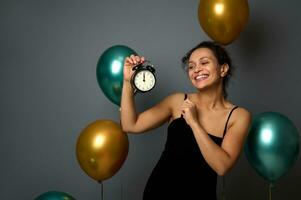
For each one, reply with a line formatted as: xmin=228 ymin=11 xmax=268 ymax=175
xmin=163 ymin=92 xmax=186 ymax=120
xmin=222 ymin=106 xmax=252 ymax=150
xmin=148 ymin=92 xmax=185 ymax=112
xmin=164 ymin=92 xmax=186 ymax=107
xmin=235 ymin=106 xmax=251 ymax=119
xmin=166 ymin=92 xmax=185 ymax=101
xmin=230 ymin=106 xmax=252 ymax=128
xmin=152 ymin=92 xmax=185 ymax=114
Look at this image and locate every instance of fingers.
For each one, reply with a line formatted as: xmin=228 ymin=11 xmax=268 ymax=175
xmin=182 ymin=98 xmax=194 ymax=107
xmin=125 ymin=55 xmax=145 ymax=66
xmin=181 ymin=107 xmax=188 ymax=115
xmin=125 ymin=56 xmax=133 ymax=64
xmin=184 ymin=98 xmax=193 ymax=104
xmin=181 ymin=98 xmax=196 ymax=114
xmin=181 ymin=104 xmax=193 ymax=113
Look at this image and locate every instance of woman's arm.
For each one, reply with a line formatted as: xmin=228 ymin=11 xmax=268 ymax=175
xmin=181 ymin=99 xmax=251 ymax=176
xmin=189 ymin=108 xmax=251 ymax=176
xmin=120 ymin=55 xmax=176 ymax=134
xmin=120 ymin=81 xmax=175 ymax=133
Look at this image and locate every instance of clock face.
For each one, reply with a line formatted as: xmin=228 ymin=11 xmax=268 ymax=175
xmin=133 ymin=69 xmax=156 ymax=92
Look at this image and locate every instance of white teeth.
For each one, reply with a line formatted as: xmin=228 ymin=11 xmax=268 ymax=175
xmin=195 ymin=74 xmax=209 ymax=80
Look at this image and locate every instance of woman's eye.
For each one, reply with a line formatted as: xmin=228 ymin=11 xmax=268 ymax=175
xmin=202 ymin=62 xmax=209 ymax=65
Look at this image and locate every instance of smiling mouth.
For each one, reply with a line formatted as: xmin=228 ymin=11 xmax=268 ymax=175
xmin=195 ymin=74 xmax=209 ymax=81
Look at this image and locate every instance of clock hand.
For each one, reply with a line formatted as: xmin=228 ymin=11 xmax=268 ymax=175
xmin=143 ymin=72 xmax=145 ymax=82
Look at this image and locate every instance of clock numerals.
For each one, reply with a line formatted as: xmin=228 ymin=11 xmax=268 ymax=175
xmin=133 ymin=70 xmax=156 ymax=92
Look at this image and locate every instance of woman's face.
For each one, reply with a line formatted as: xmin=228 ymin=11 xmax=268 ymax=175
xmin=187 ymin=47 xmax=226 ymax=90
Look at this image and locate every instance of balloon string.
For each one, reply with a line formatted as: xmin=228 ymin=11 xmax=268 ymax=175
xmin=99 ymin=181 xmax=104 ymax=200
xmin=269 ymin=183 xmax=274 ymax=200
xmin=102 ymin=181 xmax=104 ymax=200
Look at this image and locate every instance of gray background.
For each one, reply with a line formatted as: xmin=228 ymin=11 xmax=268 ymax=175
xmin=1 ymin=0 xmax=300 ymax=199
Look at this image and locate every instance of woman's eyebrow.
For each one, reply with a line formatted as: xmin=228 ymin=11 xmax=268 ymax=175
xmin=199 ymin=56 xmax=210 ymax=61
xmin=188 ymin=60 xmax=196 ymax=64
xmin=189 ymin=56 xmax=211 ymax=64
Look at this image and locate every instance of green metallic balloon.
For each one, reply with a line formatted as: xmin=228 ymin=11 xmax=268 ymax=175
xmin=96 ymin=45 xmax=137 ymax=106
xmin=35 ymin=191 xmax=76 ymax=200
xmin=244 ymin=112 xmax=300 ymax=183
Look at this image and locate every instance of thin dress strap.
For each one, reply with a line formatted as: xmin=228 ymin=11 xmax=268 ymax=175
xmin=222 ymin=106 xmax=239 ymax=137
xmin=180 ymin=93 xmax=187 ymax=118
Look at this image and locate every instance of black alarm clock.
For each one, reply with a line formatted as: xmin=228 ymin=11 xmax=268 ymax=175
xmin=131 ymin=61 xmax=156 ymax=93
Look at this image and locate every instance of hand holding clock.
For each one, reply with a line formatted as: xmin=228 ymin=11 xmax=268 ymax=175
xmin=123 ymin=55 xmax=145 ymax=82
xmin=124 ymin=54 xmax=156 ymax=93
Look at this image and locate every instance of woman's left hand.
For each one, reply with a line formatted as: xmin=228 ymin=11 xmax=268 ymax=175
xmin=181 ymin=98 xmax=199 ymax=126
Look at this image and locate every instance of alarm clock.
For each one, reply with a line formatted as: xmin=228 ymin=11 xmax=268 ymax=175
xmin=131 ymin=61 xmax=156 ymax=93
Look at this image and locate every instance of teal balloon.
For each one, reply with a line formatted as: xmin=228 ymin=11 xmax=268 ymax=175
xmin=245 ymin=112 xmax=299 ymax=183
xmin=96 ymin=45 xmax=137 ymax=106
xmin=35 ymin=191 xmax=76 ymax=200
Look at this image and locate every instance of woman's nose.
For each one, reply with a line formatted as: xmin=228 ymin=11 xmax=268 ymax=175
xmin=194 ymin=65 xmax=202 ymax=73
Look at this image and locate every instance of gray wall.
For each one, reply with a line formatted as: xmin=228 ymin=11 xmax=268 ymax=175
xmin=1 ymin=0 xmax=300 ymax=199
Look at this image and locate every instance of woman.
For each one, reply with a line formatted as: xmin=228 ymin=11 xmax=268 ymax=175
xmin=120 ymin=41 xmax=251 ymax=199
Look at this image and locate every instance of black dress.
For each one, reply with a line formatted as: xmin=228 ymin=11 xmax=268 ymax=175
xmin=143 ymin=94 xmax=238 ymax=200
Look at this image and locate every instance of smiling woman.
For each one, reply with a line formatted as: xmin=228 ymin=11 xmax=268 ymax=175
xmin=120 ymin=41 xmax=251 ymax=200
xmin=182 ymin=41 xmax=234 ymax=99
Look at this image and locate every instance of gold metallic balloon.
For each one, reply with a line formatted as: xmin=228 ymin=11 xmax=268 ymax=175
xmin=198 ymin=0 xmax=249 ymax=45
xmin=76 ymin=120 xmax=129 ymax=181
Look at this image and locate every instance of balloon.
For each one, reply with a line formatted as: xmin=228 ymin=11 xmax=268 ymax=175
xmin=35 ymin=191 xmax=76 ymax=200
xmin=198 ymin=0 xmax=249 ymax=45
xmin=244 ymin=112 xmax=299 ymax=183
xmin=76 ymin=120 xmax=129 ymax=181
xmin=97 ymin=45 xmax=137 ymax=106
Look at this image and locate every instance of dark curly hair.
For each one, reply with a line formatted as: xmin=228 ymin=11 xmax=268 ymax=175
xmin=181 ymin=41 xmax=234 ymax=99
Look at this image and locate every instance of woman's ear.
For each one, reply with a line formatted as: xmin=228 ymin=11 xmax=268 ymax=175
xmin=220 ymin=64 xmax=229 ymax=77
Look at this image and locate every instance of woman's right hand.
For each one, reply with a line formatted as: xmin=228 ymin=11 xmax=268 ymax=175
xmin=123 ymin=55 xmax=145 ymax=82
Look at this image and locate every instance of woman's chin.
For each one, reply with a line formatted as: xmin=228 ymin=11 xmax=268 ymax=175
xmin=193 ymin=84 xmax=208 ymax=91
xmin=192 ymin=80 xmax=208 ymax=89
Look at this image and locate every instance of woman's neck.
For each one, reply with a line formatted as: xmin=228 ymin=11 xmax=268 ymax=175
xmin=193 ymin=85 xmax=226 ymax=110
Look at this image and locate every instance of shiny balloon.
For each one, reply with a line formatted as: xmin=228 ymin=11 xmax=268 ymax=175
xmin=198 ymin=0 xmax=249 ymax=45
xmin=97 ymin=45 xmax=137 ymax=106
xmin=35 ymin=191 xmax=76 ymax=200
xmin=244 ymin=112 xmax=299 ymax=183
xmin=76 ymin=120 xmax=129 ymax=181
